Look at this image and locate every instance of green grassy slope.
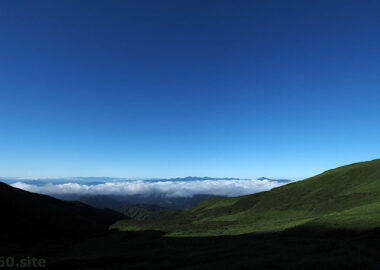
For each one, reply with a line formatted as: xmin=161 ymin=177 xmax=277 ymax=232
xmin=113 ymin=159 xmax=380 ymax=236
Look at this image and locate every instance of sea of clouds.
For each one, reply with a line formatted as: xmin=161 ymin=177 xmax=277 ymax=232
xmin=9 ymin=178 xmax=289 ymax=197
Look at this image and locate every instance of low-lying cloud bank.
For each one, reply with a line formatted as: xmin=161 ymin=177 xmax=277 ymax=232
xmin=10 ymin=178 xmax=289 ymax=197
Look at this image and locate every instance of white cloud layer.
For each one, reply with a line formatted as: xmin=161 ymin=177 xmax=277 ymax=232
xmin=10 ymin=179 xmax=287 ymax=197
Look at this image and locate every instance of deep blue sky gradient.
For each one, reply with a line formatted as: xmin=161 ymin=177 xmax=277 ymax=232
xmin=1 ymin=0 xmax=380 ymax=178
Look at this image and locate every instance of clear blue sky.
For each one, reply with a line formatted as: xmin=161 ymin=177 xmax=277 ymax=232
xmin=0 ymin=0 xmax=379 ymax=179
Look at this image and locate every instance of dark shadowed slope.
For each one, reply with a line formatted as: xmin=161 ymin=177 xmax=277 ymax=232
xmin=0 ymin=182 xmax=125 ymax=242
xmin=53 ymin=193 xmax=214 ymax=210
xmin=113 ymin=159 xmax=380 ymax=236
xmin=117 ymin=204 xmax=179 ymax=220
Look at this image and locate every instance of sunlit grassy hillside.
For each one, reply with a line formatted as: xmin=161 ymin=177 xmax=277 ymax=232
xmin=112 ymin=159 xmax=380 ymax=236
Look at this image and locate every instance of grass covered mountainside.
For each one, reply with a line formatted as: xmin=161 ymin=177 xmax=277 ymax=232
xmin=113 ymin=159 xmax=380 ymax=236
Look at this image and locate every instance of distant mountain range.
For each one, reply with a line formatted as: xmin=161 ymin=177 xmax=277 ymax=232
xmin=2 ymin=177 xmax=291 ymax=206
xmin=257 ymin=177 xmax=293 ymax=183
xmin=0 ymin=176 xmax=292 ymax=185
